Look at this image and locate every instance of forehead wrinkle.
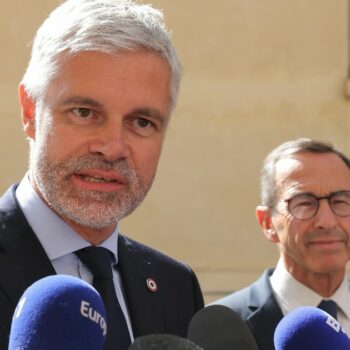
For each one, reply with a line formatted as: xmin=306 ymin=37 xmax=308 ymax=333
xmin=275 ymin=155 xmax=350 ymax=201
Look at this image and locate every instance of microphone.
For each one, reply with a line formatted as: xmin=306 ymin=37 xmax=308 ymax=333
xmin=8 ymin=275 xmax=107 ymax=350
xmin=187 ymin=304 xmax=259 ymax=350
xmin=129 ymin=334 xmax=203 ymax=349
xmin=274 ymin=306 xmax=350 ymax=350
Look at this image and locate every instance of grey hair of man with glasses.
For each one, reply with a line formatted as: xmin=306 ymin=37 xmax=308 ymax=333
xmin=213 ymin=137 xmax=350 ymax=349
xmin=260 ymin=138 xmax=350 ymax=211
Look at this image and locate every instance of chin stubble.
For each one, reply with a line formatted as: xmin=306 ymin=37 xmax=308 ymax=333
xmin=32 ymin=152 xmax=152 ymax=229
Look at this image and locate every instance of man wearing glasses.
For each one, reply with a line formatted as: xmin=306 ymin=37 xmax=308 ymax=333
xmin=214 ymin=138 xmax=350 ymax=350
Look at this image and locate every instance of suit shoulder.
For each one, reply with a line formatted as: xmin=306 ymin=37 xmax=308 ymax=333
xmin=213 ymin=285 xmax=252 ymax=315
xmin=119 ymin=234 xmax=194 ymax=275
xmin=211 ymin=269 xmax=274 ymax=318
xmin=118 ymin=233 xmax=204 ymax=311
xmin=0 ymin=185 xmax=18 ymax=216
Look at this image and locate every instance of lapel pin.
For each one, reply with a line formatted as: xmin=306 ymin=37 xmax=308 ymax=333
xmin=146 ymin=278 xmax=158 ymax=292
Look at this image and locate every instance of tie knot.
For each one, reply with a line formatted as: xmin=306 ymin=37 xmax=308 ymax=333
xmin=318 ymin=299 xmax=338 ymax=320
xmin=76 ymin=246 xmax=113 ymax=279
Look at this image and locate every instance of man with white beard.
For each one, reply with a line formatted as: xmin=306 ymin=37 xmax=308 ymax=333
xmin=0 ymin=1 xmax=204 ymax=349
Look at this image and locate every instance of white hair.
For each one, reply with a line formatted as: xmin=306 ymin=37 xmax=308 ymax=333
xmin=21 ymin=0 xmax=181 ymax=113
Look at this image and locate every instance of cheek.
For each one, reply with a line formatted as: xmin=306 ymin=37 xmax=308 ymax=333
xmin=340 ymin=221 xmax=350 ymax=239
xmin=134 ymin=141 xmax=163 ymax=178
xmin=35 ymin=125 xmax=84 ymax=163
xmin=275 ymin=217 xmax=308 ymax=247
xmin=32 ymin=112 xmax=56 ymax=148
xmin=284 ymin=222 xmax=314 ymax=257
xmin=138 ymin=150 xmax=161 ymax=176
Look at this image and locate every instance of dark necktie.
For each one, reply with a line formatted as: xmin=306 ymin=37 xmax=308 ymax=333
xmin=318 ymin=299 xmax=338 ymax=320
xmin=76 ymin=247 xmax=131 ymax=350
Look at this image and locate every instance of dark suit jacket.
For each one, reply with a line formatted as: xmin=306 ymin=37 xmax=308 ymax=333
xmin=214 ymin=269 xmax=282 ymax=350
xmin=0 ymin=185 xmax=204 ymax=349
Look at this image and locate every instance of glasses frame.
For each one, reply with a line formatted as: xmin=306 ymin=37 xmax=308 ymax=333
xmin=284 ymin=191 xmax=350 ymax=220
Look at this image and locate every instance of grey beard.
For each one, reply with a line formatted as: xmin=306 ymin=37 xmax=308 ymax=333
xmin=31 ymin=152 xmax=152 ymax=229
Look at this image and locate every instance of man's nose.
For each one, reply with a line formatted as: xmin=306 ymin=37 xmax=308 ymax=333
xmin=313 ymin=199 xmax=338 ymax=230
xmin=88 ymin=121 xmax=130 ymax=161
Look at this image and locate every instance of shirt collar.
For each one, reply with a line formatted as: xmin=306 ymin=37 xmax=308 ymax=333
xmin=15 ymin=174 xmax=119 ymax=263
xmin=270 ymin=258 xmax=350 ymax=319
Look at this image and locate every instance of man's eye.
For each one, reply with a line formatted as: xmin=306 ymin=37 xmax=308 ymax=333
xmin=296 ymin=201 xmax=314 ymax=207
xmin=290 ymin=197 xmax=315 ymax=209
xmin=72 ymin=108 xmax=92 ymax=118
xmin=128 ymin=117 xmax=157 ymax=137
xmin=332 ymin=199 xmax=350 ymax=206
xmin=135 ymin=118 xmax=152 ymax=128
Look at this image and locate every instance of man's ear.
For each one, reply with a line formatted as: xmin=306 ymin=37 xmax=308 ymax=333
xmin=256 ymin=205 xmax=279 ymax=243
xmin=19 ymin=84 xmax=36 ymax=140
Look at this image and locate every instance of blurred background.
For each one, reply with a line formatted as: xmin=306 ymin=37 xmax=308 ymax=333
xmin=1 ymin=0 xmax=350 ymax=303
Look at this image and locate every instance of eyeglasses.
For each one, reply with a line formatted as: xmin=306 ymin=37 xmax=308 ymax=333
xmin=285 ymin=191 xmax=350 ymax=220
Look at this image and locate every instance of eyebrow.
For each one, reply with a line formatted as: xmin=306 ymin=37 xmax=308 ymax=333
xmin=58 ymin=96 xmax=104 ymax=109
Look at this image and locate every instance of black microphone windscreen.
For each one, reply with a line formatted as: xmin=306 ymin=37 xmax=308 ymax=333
xmin=187 ymin=305 xmax=258 ymax=350
xmin=129 ymin=334 xmax=203 ymax=350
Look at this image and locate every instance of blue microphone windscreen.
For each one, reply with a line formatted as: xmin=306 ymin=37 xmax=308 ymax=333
xmin=274 ymin=306 xmax=350 ymax=350
xmin=9 ymin=275 xmax=107 ymax=350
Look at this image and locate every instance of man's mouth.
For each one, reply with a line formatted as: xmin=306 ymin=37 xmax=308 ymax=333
xmin=78 ymin=175 xmax=119 ymax=183
xmin=307 ymin=239 xmax=345 ymax=250
xmin=71 ymin=170 xmax=129 ymax=192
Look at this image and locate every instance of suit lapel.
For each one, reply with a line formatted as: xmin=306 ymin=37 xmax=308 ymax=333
xmin=247 ymin=295 xmax=283 ymax=350
xmin=118 ymin=235 xmax=165 ymax=337
xmin=0 ymin=185 xmax=56 ymax=306
xmin=246 ymin=269 xmax=283 ymax=350
xmin=0 ymin=186 xmax=166 ymax=335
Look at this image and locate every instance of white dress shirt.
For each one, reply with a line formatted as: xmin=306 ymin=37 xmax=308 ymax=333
xmin=270 ymin=258 xmax=350 ymax=334
xmin=15 ymin=175 xmax=134 ymax=340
